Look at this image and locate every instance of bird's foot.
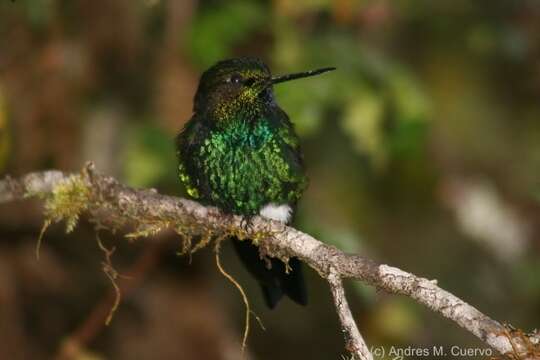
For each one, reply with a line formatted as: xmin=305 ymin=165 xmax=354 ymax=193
xmin=240 ymin=216 xmax=255 ymax=234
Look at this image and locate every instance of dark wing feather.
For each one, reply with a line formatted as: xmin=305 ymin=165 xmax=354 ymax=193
xmin=176 ymin=116 xmax=211 ymax=201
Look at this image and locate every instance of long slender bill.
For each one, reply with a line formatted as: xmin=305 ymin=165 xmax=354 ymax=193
xmin=271 ymin=67 xmax=336 ymax=85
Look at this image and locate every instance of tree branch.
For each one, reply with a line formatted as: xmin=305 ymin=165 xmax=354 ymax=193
xmin=328 ymin=271 xmax=373 ymax=360
xmin=1 ymin=164 xmax=539 ymax=359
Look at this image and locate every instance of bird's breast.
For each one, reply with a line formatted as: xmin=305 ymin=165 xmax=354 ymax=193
xmin=195 ymin=120 xmax=302 ymax=216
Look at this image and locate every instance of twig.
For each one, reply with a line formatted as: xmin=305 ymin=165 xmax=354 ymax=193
xmin=1 ymin=165 xmax=539 ymax=359
xmin=328 ymin=270 xmax=373 ymax=360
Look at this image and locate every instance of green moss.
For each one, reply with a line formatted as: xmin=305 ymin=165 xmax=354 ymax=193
xmin=41 ymin=175 xmax=91 ymax=233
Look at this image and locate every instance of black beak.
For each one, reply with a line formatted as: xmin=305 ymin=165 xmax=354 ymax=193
xmin=270 ymin=67 xmax=336 ymax=85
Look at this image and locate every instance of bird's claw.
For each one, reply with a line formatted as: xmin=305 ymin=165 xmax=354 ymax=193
xmin=240 ymin=216 xmax=255 ymax=233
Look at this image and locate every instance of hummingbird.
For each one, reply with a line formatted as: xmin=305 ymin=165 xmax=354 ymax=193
xmin=176 ymin=57 xmax=335 ymax=308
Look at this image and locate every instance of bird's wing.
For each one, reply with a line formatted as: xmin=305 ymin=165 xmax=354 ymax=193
xmin=175 ymin=116 xmax=208 ymax=200
xmin=268 ymin=107 xmax=309 ymax=204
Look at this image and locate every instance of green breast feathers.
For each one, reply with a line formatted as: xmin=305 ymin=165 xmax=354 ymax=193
xmin=176 ymin=114 xmax=307 ymax=217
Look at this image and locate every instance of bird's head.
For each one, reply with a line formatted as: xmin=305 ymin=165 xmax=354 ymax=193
xmin=193 ymin=57 xmax=334 ymax=124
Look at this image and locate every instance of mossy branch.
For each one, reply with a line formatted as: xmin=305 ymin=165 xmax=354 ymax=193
xmin=1 ymin=162 xmax=539 ymax=360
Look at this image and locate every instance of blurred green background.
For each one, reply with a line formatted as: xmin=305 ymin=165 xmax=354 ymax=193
xmin=1 ymin=0 xmax=539 ymax=359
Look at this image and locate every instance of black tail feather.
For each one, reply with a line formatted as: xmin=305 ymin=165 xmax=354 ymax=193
xmin=260 ymin=284 xmax=283 ymax=309
xmin=232 ymin=238 xmax=307 ymax=309
xmin=281 ymin=257 xmax=307 ymax=306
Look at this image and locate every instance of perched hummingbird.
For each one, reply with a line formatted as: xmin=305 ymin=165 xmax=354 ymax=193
xmin=176 ymin=58 xmax=335 ymax=308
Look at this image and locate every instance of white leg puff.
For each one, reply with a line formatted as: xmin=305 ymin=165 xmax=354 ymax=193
xmin=259 ymin=203 xmax=292 ymax=223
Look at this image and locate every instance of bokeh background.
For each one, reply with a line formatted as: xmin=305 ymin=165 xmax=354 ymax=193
xmin=1 ymin=0 xmax=540 ymax=359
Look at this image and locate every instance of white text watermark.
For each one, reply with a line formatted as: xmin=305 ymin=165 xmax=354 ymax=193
xmin=341 ymin=345 xmax=494 ymax=359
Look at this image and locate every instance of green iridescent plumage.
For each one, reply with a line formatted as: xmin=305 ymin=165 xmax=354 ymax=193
xmin=178 ymin=110 xmax=307 ymax=216
xmin=176 ymin=58 xmax=334 ymax=308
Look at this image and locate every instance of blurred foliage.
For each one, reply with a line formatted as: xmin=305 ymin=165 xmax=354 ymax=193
xmin=122 ymin=123 xmax=177 ymax=188
xmin=15 ymin=0 xmax=54 ymax=28
xmin=0 ymin=88 xmax=9 ymax=173
xmin=1 ymin=0 xmax=540 ymax=359
xmin=189 ymin=1 xmax=267 ymax=68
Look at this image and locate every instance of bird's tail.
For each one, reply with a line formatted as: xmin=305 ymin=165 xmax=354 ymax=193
xmin=232 ymin=237 xmax=307 ymax=309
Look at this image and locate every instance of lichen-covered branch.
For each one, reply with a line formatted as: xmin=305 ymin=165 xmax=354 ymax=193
xmin=1 ymin=163 xmax=539 ymax=359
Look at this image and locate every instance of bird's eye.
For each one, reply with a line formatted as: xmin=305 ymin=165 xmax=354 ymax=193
xmin=228 ymin=73 xmax=243 ymax=84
